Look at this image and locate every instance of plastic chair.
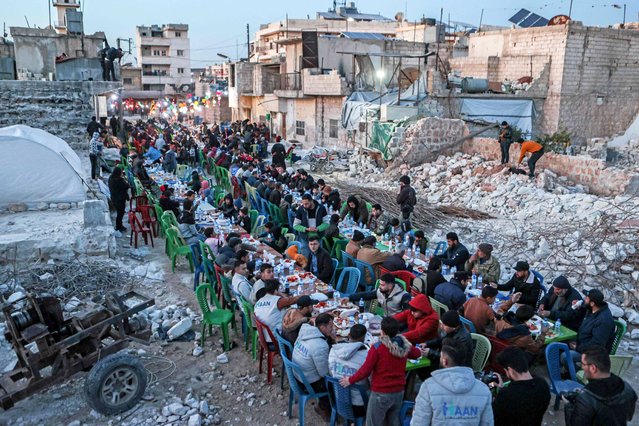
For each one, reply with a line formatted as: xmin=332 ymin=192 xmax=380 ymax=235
xmin=238 ymin=295 xmax=258 ymax=360
xmin=165 ymin=226 xmax=194 ymax=273
xmin=324 ymin=376 xmax=368 ymax=426
xmin=334 ymin=267 xmax=361 ymax=296
xmin=129 ymin=195 xmax=148 ymax=212
xmin=470 ymin=333 xmax=491 ymax=373
xmin=578 ymin=355 xmax=633 ymax=385
xmin=433 ymin=241 xmax=447 ymax=256
xmin=274 ymin=328 xmax=294 ymax=360
xmin=190 ymin=243 xmax=205 ymax=291
xmin=460 ymin=316 xmax=477 ymax=333
xmin=162 ymin=210 xmax=180 ymax=229
xmin=282 ymin=357 xmax=329 ymax=425
xmin=611 ymin=319 xmax=627 ymax=355
xmin=153 ymin=204 xmax=165 ymax=237
xmin=195 ymin=283 xmax=234 ymax=352
xmin=254 ymin=315 xmax=280 ymax=385
xmin=252 ymin=215 xmax=267 ymax=236
xmin=545 ymin=342 xmax=584 ymax=410
xmin=428 ymin=296 xmax=449 ymax=318
xmin=399 ymin=401 xmax=415 ymax=426
xmin=331 ymin=239 xmax=348 ymax=264
xmin=341 ymin=251 xmax=356 ymax=268
xmin=388 ymin=270 xmax=416 ymax=293
xmin=128 ymin=212 xmax=153 ymax=248
xmin=284 ymin=233 xmax=297 ymax=245
xmin=218 ymin=275 xmax=238 ymax=332
xmin=531 ymin=269 xmax=545 ymax=286
xmin=286 ymin=241 xmax=302 ymax=255
xmin=353 ymin=259 xmax=376 ymax=292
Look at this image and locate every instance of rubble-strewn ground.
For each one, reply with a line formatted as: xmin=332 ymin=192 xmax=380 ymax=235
xmin=1 ymin=150 xmax=639 ymax=426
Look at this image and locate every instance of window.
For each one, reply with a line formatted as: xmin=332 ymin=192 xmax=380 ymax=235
xmin=295 ymin=121 xmax=305 ymax=136
xmin=177 ymin=68 xmax=184 ymax=74
xmin=142 ymin=32 xmax=147 ymax=36
xmin=329 ymin=119 xmax=339 ymax=139
xmin=161 ymin=50 xmax=166 ymax=56
xmin=123 ymin=78 xmax=133 ymax=85
xmin=153 ymin=50 xmax=160 ymax=56
xmin=177 ymin=49 xmax=184 ymax=56
xmin=175 ymin=32 xmax=182 ymax=37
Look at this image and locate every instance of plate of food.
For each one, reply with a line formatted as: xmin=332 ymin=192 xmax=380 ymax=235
xmin=527 ymin=322 xmax=540 ymax=333
xmin=415 ymin=266 xmax=425 ymax=274
xmin=298 ymin=272 xmax=313 ymax=279
xmin=333 ymin=317 xmax=350 ymax=329
xmin=286 ymin=275 xmax=299 ymax=283
xmin=314 ymin=301 xmax=329 ymax=310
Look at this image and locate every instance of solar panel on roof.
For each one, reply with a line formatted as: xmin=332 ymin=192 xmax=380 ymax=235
xmin=509 ymin=8 xmax=531 ymax=24
xmin=530 ymin=17 xmax=549 ymax=27
xmin=520 ymin=13 xmax=544 ymax=28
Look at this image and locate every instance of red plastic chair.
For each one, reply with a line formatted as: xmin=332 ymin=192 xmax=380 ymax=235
xmin=128 ymin=211 xmax=154 ymax=248
xmin=129 ymin=195 xmax=148 ymax=213
xmin=485 ymin=335 xmax=510 ymax=376
xmin=138 ymin=204 xmax=159 ymax=237
xmin=379 ymin=267 xmax=416 ymax=294
xmin=254 ymin=315 xmax=280 ymax=385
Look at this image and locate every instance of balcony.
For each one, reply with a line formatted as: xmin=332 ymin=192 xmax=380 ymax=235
xmin=274 ymin=73 xmax=304 ymax=98
xmin=302 ymin=69 xmax=349 ymax=97
xmin=138 ymin=37 xmax=171 ymax=47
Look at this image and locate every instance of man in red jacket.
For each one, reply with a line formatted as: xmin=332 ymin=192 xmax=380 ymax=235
xmin=393 ymin=293 xmax=439 ymax=344
xmin=340 ymin=317 xmax=421 ymax=426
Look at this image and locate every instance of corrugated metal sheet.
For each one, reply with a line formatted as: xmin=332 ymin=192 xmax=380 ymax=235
xmin=341 ymin=32 xmax=387 ymax=40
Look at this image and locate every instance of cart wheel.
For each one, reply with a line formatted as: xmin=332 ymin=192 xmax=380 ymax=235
xmin=323 ymin=162 xmax=335 ymax=174
xmin=309 ymin=163 xmax=318 ymax=172
xmin=85 ymin=353 xmax=147 ymax=415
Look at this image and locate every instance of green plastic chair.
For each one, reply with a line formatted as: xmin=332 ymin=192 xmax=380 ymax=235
xmin=611 ymin=319 xmax=627 ymax=355
xmin=369 ymin=278 xmax=407 ymax=315
xmin=218 ymin=275 xmax=238 ymax=332
xmin=238 ymin=295 xmax=258 ymax=360
xmin=330 ymin=239 xmax=349 ymax=266
xmin=162 ymin=210 xmax=180 ymax=229
xmin=429 ymin=296 xmax=449 ymax=318
xmin=165 ymin=226 xmax=194 ymax=273
xmin=249 ymin=209 xmax=259 ymax=231
xmin=153 ymin=204 xmax=165 ymax=237
xmin=195 ymin=283 xmax=234 ymax=351
xmin=577 ymin=355 xmax=633 ymax=385
xmin=470 ymin=333 xmax=491 ymax=373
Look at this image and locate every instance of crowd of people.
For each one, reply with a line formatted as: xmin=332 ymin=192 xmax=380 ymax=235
xmin=95 ymin=115 xmax=637 ymax=426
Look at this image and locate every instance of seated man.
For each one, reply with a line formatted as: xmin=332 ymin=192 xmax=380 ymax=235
xmin=281 ymin=295 xmax=314 ymax=344
xmin=231 ymin=260 xmax=253 ymax=302
xmin=357 ymin=235 xmax=392 ymax=281
xmin=293 ymin=193 xmax=329 ymax=242
xmin=413 ymin=230 xmax=428 ymax=254
xmin=381 ymin=248 xmax=411 ymax=272
xmin=328 ymin=324 xmax=369 ymax=417
xmin=434 ymin=271 xmax=470 ymax=311
xmin=422 ymin=310 xmax=473 ymax=368
xmin=462 ymin=285 xmax=498 ymax=334
xmin=349 ymin=273 xmax=411 ymax=317
xmin=496 ymin=261 xmax=542 ymax=309
xmin=492 ymin=346 xmax=551 ymax=426
xmin=537 ymin=275 xmax=584 ymax=331
xmin=565 ymin=345 xmax=637 ymax=425
xmin=249 ymin=263 xmax=274 ymax=304
xmin=254 ymin=279 xmax=303 ymax=342
xmin=368 ymin=204 xmax=390 ymax=235
xmin=495 ymin=294 xmax=549 ymax=356
xmin=464 ymin=243 xmax=501 ymax=285
xmin=569 ymin=289 xmax=616 ymax=362
xmin=435 ymin=232 xmax=469 ymax=271
xmin=392 ymin=294 xmax=439 ymax=344
xmin=305 ymin=235 xmax=334 ymax=284
xmin=345 ymin=230 xmax=364 ymax=258
xmin=412 ymin=257 xmax=446 ymax=298
xmin=293 ymin=313 xmax=335 ymax=420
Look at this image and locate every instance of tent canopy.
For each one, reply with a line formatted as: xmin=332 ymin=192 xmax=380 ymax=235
xmin=459 ymin=98 xmax=535 ymax=137
xmin=0 ymin=125 xmax=87 ymax=207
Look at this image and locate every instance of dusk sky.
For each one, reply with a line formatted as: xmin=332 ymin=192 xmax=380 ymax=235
xmin=4 ymin=0 xmax=637 ymax=66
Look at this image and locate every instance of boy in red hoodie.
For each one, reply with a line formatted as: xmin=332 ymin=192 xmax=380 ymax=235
xmin=340 ymin=317 xmax=421 ymax=426
xmin=393 ymin=293 xmax=439 ymax=344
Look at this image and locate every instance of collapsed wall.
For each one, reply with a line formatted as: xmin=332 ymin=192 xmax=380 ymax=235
xmin=0 ymin=80 xmax=121 ymax=151
xmin=395 ymin=117 xmax=466 ymax=166
xmin=463 ymin=138 xmax=639 ymax=197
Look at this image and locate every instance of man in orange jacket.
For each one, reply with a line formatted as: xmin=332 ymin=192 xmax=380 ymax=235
xmin=516 ymin=137 xmax=545 ymax=178
xmin=393 ymin=294 xmax=439 ymax=344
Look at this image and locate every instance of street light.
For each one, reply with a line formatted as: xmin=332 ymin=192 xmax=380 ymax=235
xmin=376 ymin=69 xmax=384 ymax=119
xmin=217 ymin=53 xmax=230 ymax=62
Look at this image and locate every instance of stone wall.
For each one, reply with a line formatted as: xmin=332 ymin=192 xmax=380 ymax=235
xmin=463 ymin=137 xmax=638 ymax=196
xmin=397 ymin=117 xmax=466 ymax=166
xmin=0 ymin=80 xmax=121 ymax=150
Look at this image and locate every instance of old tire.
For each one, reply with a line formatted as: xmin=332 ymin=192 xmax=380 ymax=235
xmin=85 ymin=353 xmax=147 ymax=415
xmin=309 ymin=163 xmax=318 ymax=172
xmin=323 ymin=162 xmax=335 ymax=174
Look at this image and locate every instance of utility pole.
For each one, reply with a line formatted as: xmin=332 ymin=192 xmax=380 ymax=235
xmin=568 ymin=0 xmax=574 ymax=19
xmin=48 ymin=0 xmax=52 ymax=29
xmin=246 ymin=24 xmax=250 ymax=61
xmin=623 ymin=3 xmax=627 ymax=26
xmin=479 ymin=8 xmax=484 ymax=32
xmin=118 ymin=88 xmax=125 ymax=142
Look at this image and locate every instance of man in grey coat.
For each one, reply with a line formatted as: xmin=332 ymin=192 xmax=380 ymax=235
xmin=412 ymin=338 xmax=494 ymax=425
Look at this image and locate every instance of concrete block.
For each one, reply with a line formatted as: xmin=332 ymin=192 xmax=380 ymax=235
xmin=83 ymin=199 xmax=110 ymax=227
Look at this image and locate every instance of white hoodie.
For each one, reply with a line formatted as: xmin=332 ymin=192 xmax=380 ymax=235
xmin=328 ymin=341 xmax=369 ymax=406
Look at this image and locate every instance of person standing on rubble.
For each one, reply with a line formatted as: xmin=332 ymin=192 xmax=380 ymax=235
xmin=498 ymin=121 xmax=513 ymax=164
xmin=396 ymin=175 xmax=417 ymax=218
xmin=516 ymin=137 xmax=545 ymax=179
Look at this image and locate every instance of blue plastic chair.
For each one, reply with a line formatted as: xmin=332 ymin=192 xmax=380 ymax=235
xmin=282 ymin=357 xmax=329 ymax=425
xmin=353 ymin=259 xmax=376 ymax=292
xmin=460 ymin=316 xmax=477 ymax=333
xmin=334 ymin=267 xmax=361 ymax=296
xmin=190 ymin=243 xmax=205 ymax=291
xmin=531 ymin=269 xmax=545 ymax=286
xmin=325 ymin=376 xmax=369 ymax=426
xmin=329 ymin=258 xmax=339 ymax=285
xmin=341 ymin=250 xmax=356 ymax=268
xmin=433 ymin=241 xmax=447 ymax=256
xmin=546 ymin=342 xmax=584 ymax=410
xmin=274 ymin=328 xmax=293 ymax=360
xmin=399 ymin=401 xmax=415 ymax=426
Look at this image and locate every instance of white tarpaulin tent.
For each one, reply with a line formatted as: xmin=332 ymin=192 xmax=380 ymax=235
xmin=0 ymin=125 xmax=87 ymax=207
xmin=459 ymin=98 xmax=535 ymax=136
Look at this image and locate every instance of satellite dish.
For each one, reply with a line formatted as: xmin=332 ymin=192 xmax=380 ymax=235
xmin=548 ymin=15 xmax=570 ymax=26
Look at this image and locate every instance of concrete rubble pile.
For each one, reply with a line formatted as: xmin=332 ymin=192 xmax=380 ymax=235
xmin=342 ymin=151 xmax=639 ymax=341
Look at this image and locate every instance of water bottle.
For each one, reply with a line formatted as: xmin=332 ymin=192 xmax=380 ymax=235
xmin=359 ymin=221 xmax=363 ymax=229
xmin=249 ymin=252 xmax=254 ymax=262
xmin=477 ymin=275 xmax=483 ymax=288
xmin=404 ymin=234 xmax=411 ymax=248
xmin=334 ymin=290 xmax=341 ymax=303
xmin=554 ymin=318 xmax=562 ymax=334
xmin=358 ymin=298 xmax=365 ymax=313
xmin=284 ymin=280 xmax=290 ymax=295
xmin=255 ymin=258 xmax=263 ymax=271
xmin=471 ymin=273 xmax=477 ymax=289
xmin=415 ymin=247 xmax=421 ymax=260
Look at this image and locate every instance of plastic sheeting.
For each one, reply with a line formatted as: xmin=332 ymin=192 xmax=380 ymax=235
xmin=0 ymin=125 xmax=87 ymax=207
xmin=459 ymin=98 xmax=534 ymax=136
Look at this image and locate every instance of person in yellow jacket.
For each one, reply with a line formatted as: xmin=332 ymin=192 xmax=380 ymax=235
xmin=516 ymin=137 xmax=545 ymax=178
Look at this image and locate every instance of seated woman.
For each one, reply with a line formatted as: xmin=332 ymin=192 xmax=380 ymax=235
xmin=178 ymin=199 xmax=204 ymax=245
xmin=159 ymin=188 xmax=180 ymax=217
xmin=218 ymin=193 xmax=237 ymax=220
